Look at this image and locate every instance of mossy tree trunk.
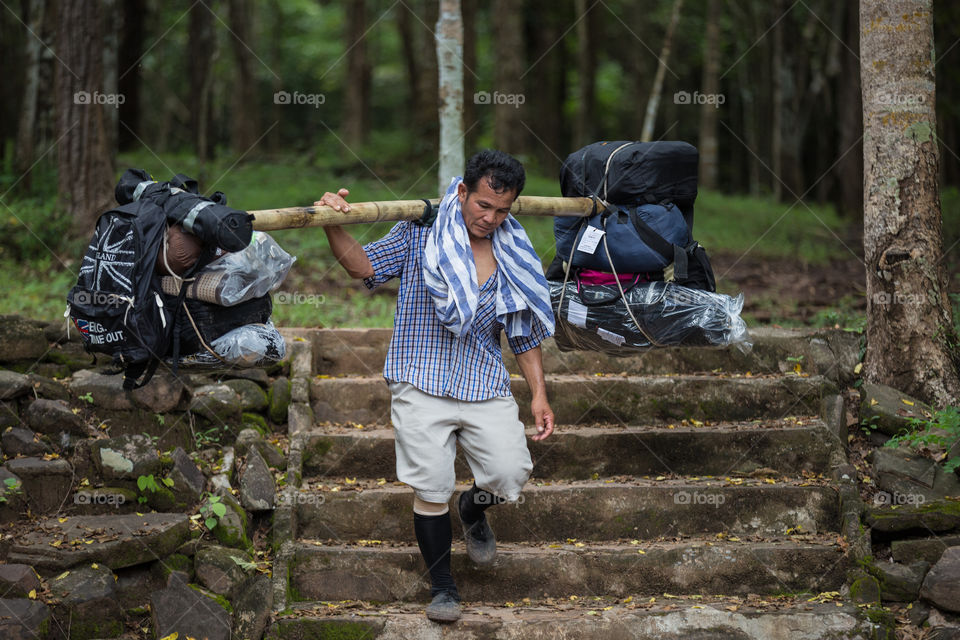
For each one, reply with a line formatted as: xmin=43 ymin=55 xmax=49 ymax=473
xmin=860 ymin=0 xmax=960 ymax=406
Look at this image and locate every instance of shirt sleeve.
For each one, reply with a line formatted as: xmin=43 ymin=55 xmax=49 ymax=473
xmin=362 ymin=222 xmax=411 ymax=290
xmin=508 ymin=312 xmax=550 ymax=354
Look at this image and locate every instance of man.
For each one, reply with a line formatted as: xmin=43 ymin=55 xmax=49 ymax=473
xmin=317 ymin=150 xmax=555 ymax=623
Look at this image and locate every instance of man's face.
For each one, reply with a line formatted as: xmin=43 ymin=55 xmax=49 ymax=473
xmin=458 ymin=177 xmax=517 ymax=240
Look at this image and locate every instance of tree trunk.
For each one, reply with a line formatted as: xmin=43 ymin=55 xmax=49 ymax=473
xmin=189 ymin=0 xmax=216 ymax=164
xmin=771 ymin=0 xmax=784 ymax=200
xmin=492 ymin=0 xmax=524 ymax=153
xmin=344 ymin=0 xmax=370 ymax=148
xmin=641 ymin=0 xmax=683 ymax=143
xmin=56 ymin=0 xmax=115 ymax=238
xmin=836 ymin=0 xmax=862 ymax=217
xmin=102 ymin=0 xmax=118 ymax=162
xmin=697 ymin=0 xmax=720 ymax=190
xmin=461 ymin=0 xmax=478 ymax=150
xmin=860 ymin=0 xmax=960 ymax=406
xmin=436 ymin=0 xmax=464 ymax=193
xmin=397 ymin=0 xmax=438 ymax=154
xmin=117 ymin=0 xmax=144 ymax=151
xmin=527 ymin=0 xmax=567 ymax=171
xmin=15 ymin=0 xmax=45 ymax=191
xmin=228 ymin=0 xmax=259 ymax=154
xmin=573 ymin=0 xmax=595 ymax=148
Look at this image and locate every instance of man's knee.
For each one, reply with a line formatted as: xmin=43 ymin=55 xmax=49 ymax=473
xmin=481 ymin=462 xmax=532 ymax=502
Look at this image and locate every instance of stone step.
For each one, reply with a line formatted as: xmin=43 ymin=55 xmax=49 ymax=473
xmin=283 ymin=539 xmax=849 ymax=603
xmin=291 ymin=480 xmax=840 ymax=542
xmin=283 ymin=327 xmax=857 ymax=382
xmin=309 ymin=373 xmax=827 ymax=426
xmin=269 ymin=600 xmax=880 ymax=640
xmin=300 ymin=419 xmax=837 ymax=481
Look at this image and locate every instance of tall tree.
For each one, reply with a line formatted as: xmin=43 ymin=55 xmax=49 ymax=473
xmin=527 ymin=0 xmax=568 ymax=170
xmin=117 ymin=0 xmax=144 ymax=151
xmin=397 ymin=0 xmax=439 ymax=155
xmin=573 ymin=0 xmax=596 ymax=148
xmin=228 ymin=0 xmax=260 ymax=154
xmin=492 ymin=0 xmax=524 ymax=153
xmin=344 ymin=0 xmax=371 ymax=148
xmin=697 ymin=0 xmax=720 ymax=190
xmin=771 ymin=0 xmax=784 ymax=200
xmin=461 ymin=0 xmax=478 ymax=151
xmin=835 ymin=0 xmax=862 ymax=216
xmin=15 ymin=0 xmax=46 ymax=191
xmin=56 ymin=0 xmax=114 ymax=237
xmin=102 ymin=0 xmax=118 ymax=159
xmin=641 ymin=0 xmax=683 ymax=142
xmin=189 ymin=0 xmax=216 ymax=163
xmin=436 ymin=0 xmax=464 ymax=192
xmin=860 ymin=0 xmax=960 ymax=405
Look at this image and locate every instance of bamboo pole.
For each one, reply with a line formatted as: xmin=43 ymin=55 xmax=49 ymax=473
xmin=249 ymin=195 xmax=602 ymax=231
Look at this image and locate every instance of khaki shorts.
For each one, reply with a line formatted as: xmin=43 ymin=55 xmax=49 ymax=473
xmin=388 ymin=382 xmax=533 ymax=504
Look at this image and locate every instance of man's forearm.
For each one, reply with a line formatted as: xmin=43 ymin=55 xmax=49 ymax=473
xmin=324 ymin=226 xmax=374 ymax=279
xmin=515 ymin=346 xmax=548 ymax=400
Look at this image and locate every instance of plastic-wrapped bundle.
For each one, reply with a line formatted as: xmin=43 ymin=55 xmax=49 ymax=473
xmin=178 ymin=231 xmax=295 ymax=306
xmin=175 ymin=321 xmax=286 ymax=368
xmin=550 ymin=279 xmax=750 ymax=355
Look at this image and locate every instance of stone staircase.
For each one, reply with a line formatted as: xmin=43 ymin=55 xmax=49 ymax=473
xmin=268 ymin=327 xmax=884 ymax=639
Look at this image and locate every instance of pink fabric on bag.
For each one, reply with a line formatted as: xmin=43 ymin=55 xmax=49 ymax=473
xmin=578 ymin=269 xmax=647 ymax=286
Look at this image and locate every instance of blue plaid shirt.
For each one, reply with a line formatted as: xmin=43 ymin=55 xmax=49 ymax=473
xmin=363 ymin=221 xmax=548 ymax=401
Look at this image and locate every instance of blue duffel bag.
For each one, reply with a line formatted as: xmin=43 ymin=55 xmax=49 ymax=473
xmin=554 ymin=202 xmax=691 ymax=273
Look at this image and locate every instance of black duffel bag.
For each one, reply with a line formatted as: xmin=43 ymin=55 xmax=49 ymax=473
xmin=560 ymin=140 xmax=698 ymax=229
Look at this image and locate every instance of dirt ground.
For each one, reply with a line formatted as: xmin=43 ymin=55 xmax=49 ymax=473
xmin=711 ymin=252 xmax=868 ymax=325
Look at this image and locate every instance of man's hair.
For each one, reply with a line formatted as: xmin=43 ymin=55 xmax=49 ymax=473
xmin=463 ymin=149 xmax=525 ymax=197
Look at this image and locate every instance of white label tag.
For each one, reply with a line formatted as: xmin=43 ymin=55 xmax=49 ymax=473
xmin=576 ymin=226 xmax=605 ymax=255
xmin=567 ymin=300 xmax=588 ymax=328
xmin=597 ymin=327 xmax=625 ymax=346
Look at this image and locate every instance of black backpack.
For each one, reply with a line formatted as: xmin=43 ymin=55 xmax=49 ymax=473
xmin=66 ymin=188 xmax=176 ymax=389
xmin=67 ymin=169 xmax=255 ymax=388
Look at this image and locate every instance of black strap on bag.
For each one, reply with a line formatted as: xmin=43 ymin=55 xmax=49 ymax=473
xmin=626 ymin=207 xmax=716 ymax=292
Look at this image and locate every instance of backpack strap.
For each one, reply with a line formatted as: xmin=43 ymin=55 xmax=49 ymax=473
xmin=122 ymin=358 xmax=160 ymax=390
xmin=626 ymin=207 xmax=675 ymax=262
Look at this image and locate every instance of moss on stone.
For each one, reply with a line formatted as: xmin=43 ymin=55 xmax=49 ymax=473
xmin=188 ymin=582 xmax=234 ymax=614
xmin=242 ymin=412 xmax=270 ymax=435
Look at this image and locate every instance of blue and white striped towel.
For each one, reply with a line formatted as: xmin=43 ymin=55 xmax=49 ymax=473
xmin=423 ymin=177 xmax=555 ymax=339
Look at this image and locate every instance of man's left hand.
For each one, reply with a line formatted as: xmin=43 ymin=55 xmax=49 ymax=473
xmin=531 ymin=396 xmax=554 ymax=441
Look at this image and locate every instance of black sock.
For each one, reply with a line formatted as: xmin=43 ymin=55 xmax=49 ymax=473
xmin=414 ymin=512 xmax=458 ymax=598
xmin=459 ymin=485 xmax=505 ymax=525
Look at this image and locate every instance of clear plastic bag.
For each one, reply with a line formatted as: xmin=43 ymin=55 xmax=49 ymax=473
xmin=197 ymin=231 xmax=295 ymax=306
xmin=550 ymin=279 xmax=751 ymax=355
xmin=176 ymin=320 xmax=286 ymax=368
